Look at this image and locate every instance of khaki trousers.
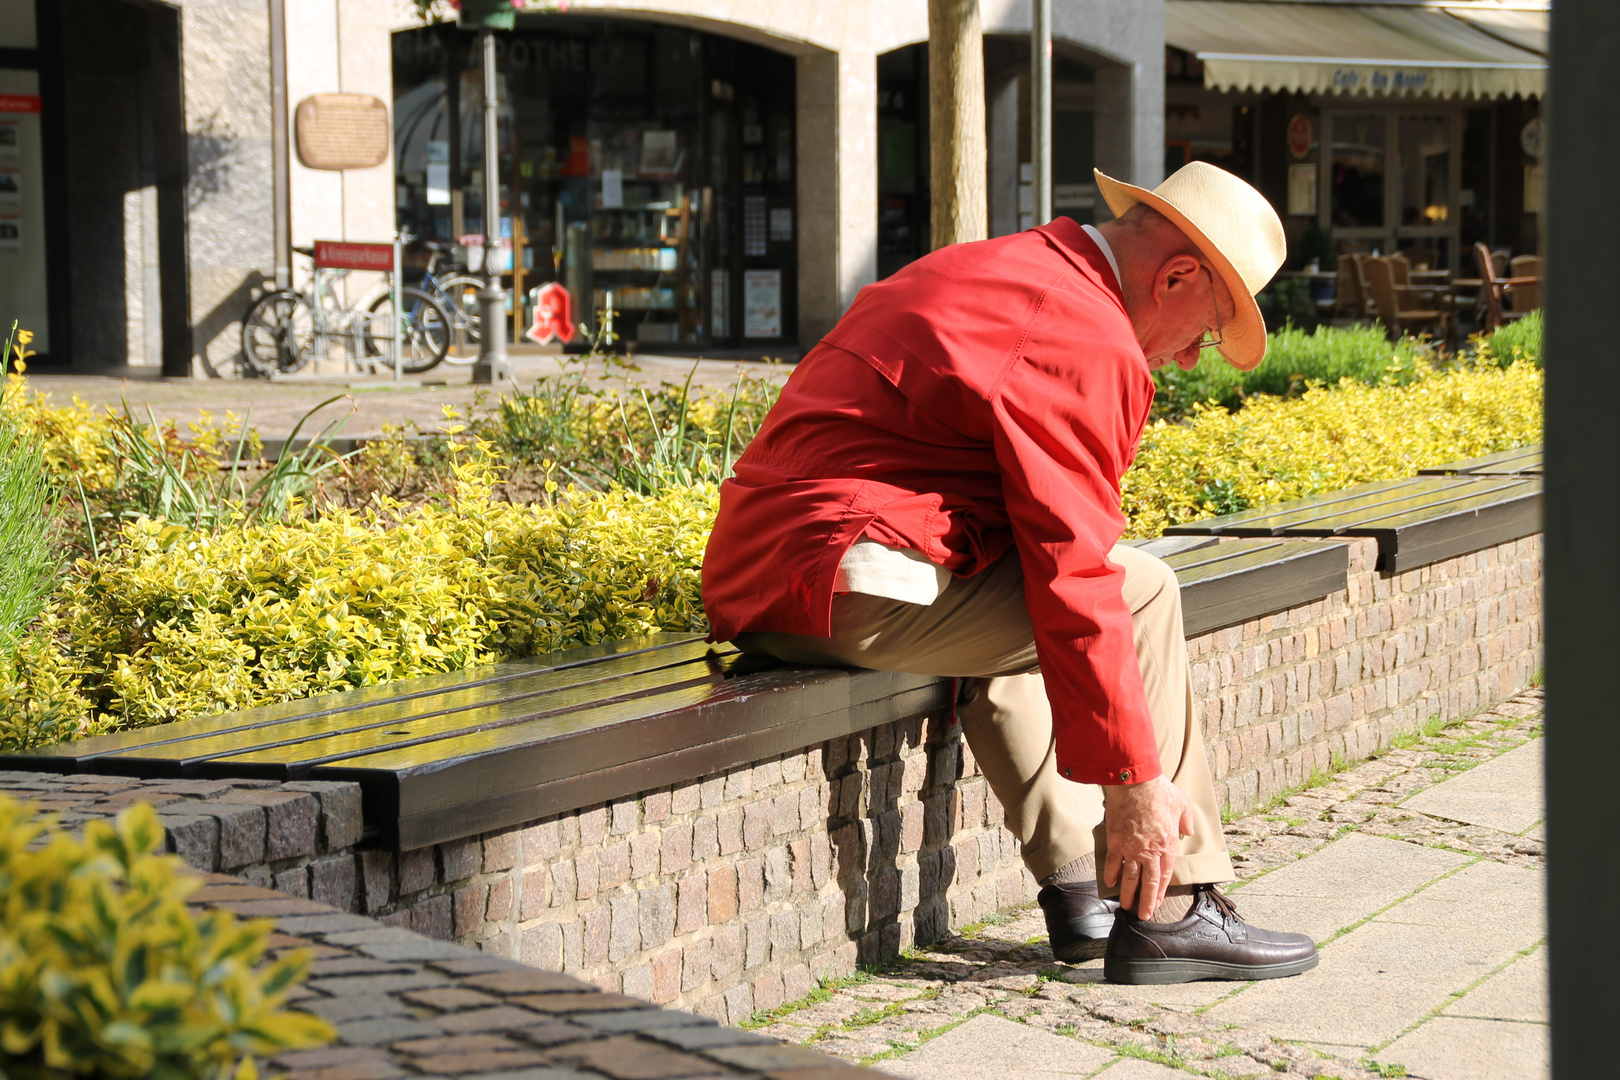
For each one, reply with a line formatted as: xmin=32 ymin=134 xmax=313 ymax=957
xmin=736 ymin=544 xmax=1234 ymax=892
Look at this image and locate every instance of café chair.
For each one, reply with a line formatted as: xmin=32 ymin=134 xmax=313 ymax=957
xmin=1363 ymin=255 xmax=1453 ymax=346
xmin=1474 ymin=242 xmax=1538 ymax=331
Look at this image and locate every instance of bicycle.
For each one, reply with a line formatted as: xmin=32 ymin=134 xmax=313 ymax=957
xmin=369 ymin=240 xmax=486 ymax=365
xmin=240 ymin=244 xmax=453 ymax=377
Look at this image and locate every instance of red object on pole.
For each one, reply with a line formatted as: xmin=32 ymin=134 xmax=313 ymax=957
xmin=312 ymin=240 xmax=395 ymax=271
xmin=525 ymin=282 xmax=575 ymax=344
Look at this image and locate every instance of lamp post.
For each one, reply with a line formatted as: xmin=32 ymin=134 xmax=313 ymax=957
xmin=1030 ymin=0 xmax=1051 ymax=227
xmin=459 ymin=1 xmax=514 ymax=384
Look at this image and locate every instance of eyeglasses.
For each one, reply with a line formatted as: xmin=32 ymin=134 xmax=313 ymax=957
xmin=1197 ymin=265 xmax=1227 ymax=351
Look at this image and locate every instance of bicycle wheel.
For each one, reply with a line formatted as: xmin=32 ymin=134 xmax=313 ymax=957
xmin=437 ymin=274 xmax=485 ymax=365
xmin=240 ymin=289 xmax=315 ymax=376
xmin=366 ymin=287 xmax=452 ymax=374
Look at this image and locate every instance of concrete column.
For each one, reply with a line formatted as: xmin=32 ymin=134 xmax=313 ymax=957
xmin=797 ymin=48 xmax=877 ymax=347
xmin=1093 ymin=56 xmax=1164 ymax=192
xmin=987 ymin=72 xmax=1020 ymax=238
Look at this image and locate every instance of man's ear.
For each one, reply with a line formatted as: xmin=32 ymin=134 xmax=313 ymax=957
xmin=1155 ymin=254 xmax=1203 ymax=299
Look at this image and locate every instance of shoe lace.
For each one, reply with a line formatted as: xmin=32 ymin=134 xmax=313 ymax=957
xmin=1202 ymin=886 xmax=1241 ymax=922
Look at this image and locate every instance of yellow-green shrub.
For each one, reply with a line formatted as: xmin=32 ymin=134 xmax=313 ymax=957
xmin=0 ymin=796 xmax=332 ymax=1079
xmin=1122 ymin=361 xmax=1543 ymax=537
xmin=0 ymin=448 xmax=716 ymax=744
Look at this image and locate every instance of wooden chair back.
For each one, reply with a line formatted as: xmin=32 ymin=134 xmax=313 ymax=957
xmin=1509 ymin=256 xmax=1543 ymax=312
xmin=1388 ymin=252 xmax=1412 ymax=287
xmin=1474 ymin=242 xmax=1509 ymax=330
xmin=1361 ymin=256 xmax=1402 ymax=335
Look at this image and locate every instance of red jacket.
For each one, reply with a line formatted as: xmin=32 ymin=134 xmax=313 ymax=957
xmin=702 ymin=219 xmax=1160 ymax=785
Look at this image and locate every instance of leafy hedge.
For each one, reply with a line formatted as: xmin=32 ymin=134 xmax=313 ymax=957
xmin=0 ymin=452 xmax=715 ymax=751
xmin=1123 ymin=360 xmax=1543 ymax=537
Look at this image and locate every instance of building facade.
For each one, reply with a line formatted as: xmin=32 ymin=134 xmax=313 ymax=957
xmin=0 ymin=0 xmax=1162 ymax=371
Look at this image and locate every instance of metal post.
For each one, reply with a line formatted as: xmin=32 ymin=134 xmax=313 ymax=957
xmin=391 ymin=234 xmax=402 ymax=381
xmin=1031 ymin=0 xmax=1052 ymax=227
xmin=472 ymin=30 xmax=510 ymax=384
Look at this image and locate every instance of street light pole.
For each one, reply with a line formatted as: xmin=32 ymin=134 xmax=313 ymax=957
xmin=472 ymin=28 xmax=510 ymax=384
xmin=1031 ymin=0 xmax=1051 ymax=227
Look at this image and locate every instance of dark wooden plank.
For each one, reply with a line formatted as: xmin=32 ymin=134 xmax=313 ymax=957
xmin=1418 ymin=444 xmax=1543 ymax=477
xmin=388 ymin=675 xmax=950 ymax=851
xmin=1163 ymin=478 xmax=1463 ymax=536
xmin=1121 ymin=535 xmax=1221 ymax=559
xmin=1168 ymin=540 xmax=1350 ymax=637
xmin=198 ymin=655 xmax=733 ymax=776
xmin=2 ymin=633 xmax=710 ymax=775
xmin=316 ymin=665 xmax=952 ymax=850
xmin=1365 ymin=483 xmax=1541 ymax=572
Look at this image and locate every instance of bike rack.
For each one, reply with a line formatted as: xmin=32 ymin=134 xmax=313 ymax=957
xmin=311 ymin=239 xmax=404 ymax=380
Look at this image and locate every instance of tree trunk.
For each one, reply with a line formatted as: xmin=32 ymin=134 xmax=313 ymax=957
xmin=928 ymin=0 xmax=987 ymax=250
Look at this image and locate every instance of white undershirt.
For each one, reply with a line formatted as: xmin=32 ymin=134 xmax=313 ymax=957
xmin=834 ymin=224 xmax=1121 ymax=607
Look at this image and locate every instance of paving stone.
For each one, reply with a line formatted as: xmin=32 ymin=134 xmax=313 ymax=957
xmin=434 ymin=1006 xmax=558 ymax=1034
xmin=642 ymin=1025 xmax=781 ymax=1051
xmin=1090 ymin=1060 xmax=1207 ymax=1079
xmin=277 ymin=913 xmax=385 ymax=935
xmin=1445 ymin=945 xmax=1548 ymax=1023
xmin=306 ymin=971 xmax=454 ymax=998
xmin=292 ymin=993 xmax=414 ymax=1024
xmin=571 ymin=1009 xmax=717 ymax=1033
xmin=432 ymin=956 xmax=532 ymax=977
xmin=401 ymin=986 xmax=503 ymax=1011
xmin=334 ymin=1015 xmax=445 ymax=1046
xmin=186 ymin=800 xmax=266 ymax=868
xmin=512 ymin=992 xmax=652 ymax=1014
xmin=510 ymin=1021 xmax=602 ymax=1048
xmin=881 ymin=1014 xmax=1113 ymax=1079
xmin=462 ymin=968 xmax=594 ymax=995
xmin=704 ymin=1043 xmax=850 ymax=1071
xmin=272 ymin=1045 xmax=405 ymax=1074
xmin=1375 ymin=1015 xmax=1549 ymax=1080
xmin=1227 ymin=832 xmax=1471 ymax=943
xmin=1400 ymin=739 xmax=1545 ymax=835
xmin=327 ymin=928 xmax=473 ymax=961
xmin=159 ymin=811 xmax=220 ymax=871
xmin=406 ymin=1050 xmax=552 ymax=1074
xmin=552 ymin=1035 xmax=729 ymax=1079
xmin=308 ymin=956 xmax=416 ymax=978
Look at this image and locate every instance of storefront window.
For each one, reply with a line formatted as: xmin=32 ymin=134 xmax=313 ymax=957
xmin=392 ymin=19 xmax=796 ymax=349
xmin=1330 ymin=113 xmax=1385 ymax=229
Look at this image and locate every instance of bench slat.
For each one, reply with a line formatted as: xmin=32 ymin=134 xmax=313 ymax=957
xmin=312 ymin=664 xmax=950 ymax=850
xmin=1162 ymin=477 xmax=1539 ymax=572
xmin=1166 ymin=540 xmax=1349 ymax=637
xmin=4 ymin=633 xmax=713 ymax=774
xmin=1418 ymin=444 xmax=1542 ymax=477
xmin=1165 ymin=478 xmax=1478 ymax=537
xmin=199 ymin=656 xmax=732 ymax=775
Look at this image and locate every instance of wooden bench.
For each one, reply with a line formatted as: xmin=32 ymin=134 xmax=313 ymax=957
xmin=6 ymin=538 xmax=1349 ymax=850
xmin=1417 ymin=443 xmax=1542 ymax=478
xmin=1164 ymin=475 xmax=1541 ymax=573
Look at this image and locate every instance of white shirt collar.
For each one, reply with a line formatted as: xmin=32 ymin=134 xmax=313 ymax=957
xmin=1081 ymin=223 xmax=1122 ymax=289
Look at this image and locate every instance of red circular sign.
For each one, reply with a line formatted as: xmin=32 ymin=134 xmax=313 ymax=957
xmin=1287 ymin=115 xmax=1313 ymax=160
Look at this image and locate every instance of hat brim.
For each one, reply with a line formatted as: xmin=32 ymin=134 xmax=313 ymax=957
xmin=1093 ymin=168 xmax=1269 ymax=372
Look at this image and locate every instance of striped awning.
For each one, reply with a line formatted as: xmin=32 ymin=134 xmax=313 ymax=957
xmin=1165 ymin=1 xmax=1547 ymax=100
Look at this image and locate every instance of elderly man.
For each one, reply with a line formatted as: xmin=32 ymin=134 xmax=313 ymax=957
xmin=702 ymin=162 xmax=1317 ymax=984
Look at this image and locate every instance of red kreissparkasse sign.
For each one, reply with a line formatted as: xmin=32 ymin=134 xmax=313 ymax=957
xmin=0 ymin=95 xmax=42 ymax=114
xmin=312 ymin=241 xmax=394 ymax=271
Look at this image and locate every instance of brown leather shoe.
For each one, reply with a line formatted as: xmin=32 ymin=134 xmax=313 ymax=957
xmin=1038 ymin=881 xmax=1119 ymax=963
xmin=1104 ymin=886 xmax=1318 ymax=984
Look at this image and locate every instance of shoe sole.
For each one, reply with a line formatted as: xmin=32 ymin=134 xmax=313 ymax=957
xmin=1104 ymin=951 xmax=1320 ymax=985
xmin=1051 ymin=937 xmax=1109 ymax=964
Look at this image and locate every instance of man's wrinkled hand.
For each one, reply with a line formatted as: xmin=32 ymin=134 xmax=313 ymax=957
xmin=1102 ymin=775 xmax=1195 ymax=919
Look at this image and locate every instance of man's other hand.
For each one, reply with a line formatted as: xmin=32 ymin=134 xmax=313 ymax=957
xmin=1102 ymin=775 xmax=1195 ymax=919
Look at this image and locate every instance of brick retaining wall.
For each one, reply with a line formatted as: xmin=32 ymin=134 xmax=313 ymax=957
xmin=0 ymin=533 xmax=1542 ymax=1027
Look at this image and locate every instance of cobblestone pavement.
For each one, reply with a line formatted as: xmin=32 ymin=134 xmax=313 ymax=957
xmin=24 ymin=353 xmax=790 ymax=441
xmin=752 ymin=687 xmax=1548 ymax=1080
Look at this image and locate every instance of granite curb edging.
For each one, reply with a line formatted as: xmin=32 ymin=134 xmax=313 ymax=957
xmin=196 ymin=876 xmax=896 ymax=1080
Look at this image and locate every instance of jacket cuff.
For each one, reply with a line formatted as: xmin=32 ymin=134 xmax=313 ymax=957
xmin=1054 ymin=758 xmax=1164 ymax=786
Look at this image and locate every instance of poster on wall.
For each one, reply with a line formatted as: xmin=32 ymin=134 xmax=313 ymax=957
xmin=0 ymin=163 xmax=18 ymax=207
xmin=0 ymin=122 xmax=18 ymax=156
xmin=743 ymin=269 xmax=781 ymax=338
xmin=1287 ymin=164 xmax=1317 ymax=216
xmin=769 ymin=207 xmax=792 ymax=243
xmin=0 ymin=212 xmax=21 ymax=252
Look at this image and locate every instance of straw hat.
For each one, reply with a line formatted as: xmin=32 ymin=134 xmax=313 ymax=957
xmin=1094 ymin=162 xmax=1286 ymax=371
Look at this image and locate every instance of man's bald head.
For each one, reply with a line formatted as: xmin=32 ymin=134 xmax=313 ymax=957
xmin=1097 ymin=204 xmax=1237 ymax=372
